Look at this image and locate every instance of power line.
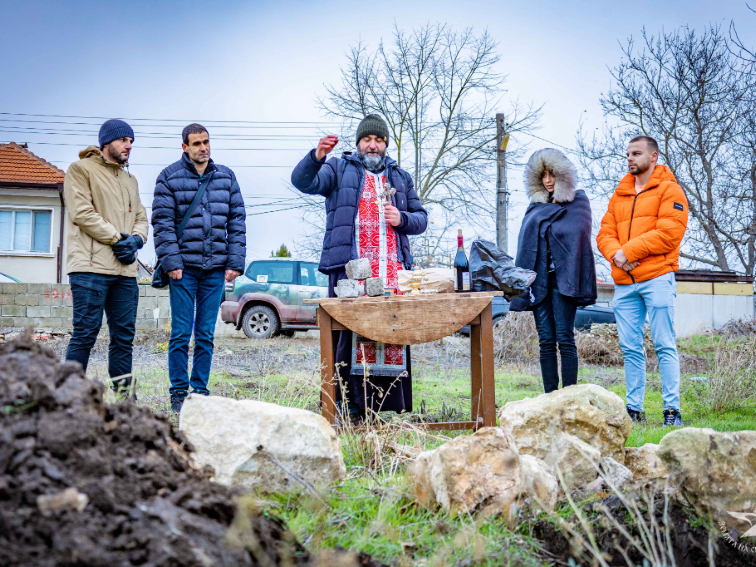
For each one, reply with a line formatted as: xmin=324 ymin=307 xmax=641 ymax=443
xmin=0 ymin=112 xmax=338 ymax=125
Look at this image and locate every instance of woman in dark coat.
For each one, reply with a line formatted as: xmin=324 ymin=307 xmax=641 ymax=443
xmin=509 ymin=149 xmax=597 ymax=393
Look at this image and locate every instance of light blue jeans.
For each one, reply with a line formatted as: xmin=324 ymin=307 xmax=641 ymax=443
xmin=613 ymin=272 xmax=680 ymax=412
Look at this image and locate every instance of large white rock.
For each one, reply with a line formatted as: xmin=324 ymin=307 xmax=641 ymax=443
xmin=407 ymin=427 xmax=557 ymax=520
xmin=519 ymin=454 xmax=558 ymax=511
xmin=658 ymin=428 xmax=756 ymax=529
xmin=179 ymin=395 xmax=345 ymax=493
xmin=624 ymin=443 xmax=667 ymax=482
xmin=543 ymin=433 xmax=601 ymax=490
xmin=498 ymin=384 xmax=633 ymax=463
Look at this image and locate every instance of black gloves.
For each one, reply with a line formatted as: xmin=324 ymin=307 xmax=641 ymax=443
xmin=112 ymin=233 xmax=144 ymax=265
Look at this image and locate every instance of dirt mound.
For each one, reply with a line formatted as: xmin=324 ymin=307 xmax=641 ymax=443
xmin=0 ymin=334 xmax=312 ymax=567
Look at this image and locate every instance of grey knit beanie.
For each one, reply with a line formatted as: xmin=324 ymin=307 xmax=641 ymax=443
xmin=99 ymin=119 xmax=135 ymax=149
xmin=355 ymin=114 xmax=389 ymax=147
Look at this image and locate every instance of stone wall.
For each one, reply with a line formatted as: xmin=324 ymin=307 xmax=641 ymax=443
xmin=0 ymin=283 xmax=170 ymax=332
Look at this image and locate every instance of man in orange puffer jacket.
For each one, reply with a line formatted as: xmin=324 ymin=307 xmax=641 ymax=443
xmin=597 ymin=136 xmax=688 ymax=427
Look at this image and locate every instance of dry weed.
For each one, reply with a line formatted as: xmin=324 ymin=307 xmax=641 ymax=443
xmin=492 ymin=312 xmax=540 ymax=364
xmin=707 ymin=337 xmax=756 ymax=412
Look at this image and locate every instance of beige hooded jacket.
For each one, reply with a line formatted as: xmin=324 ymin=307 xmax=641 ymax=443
xmin=63 ymin=146 xmax=149 ymax=276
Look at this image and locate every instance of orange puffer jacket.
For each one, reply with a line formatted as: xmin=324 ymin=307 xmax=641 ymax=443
xmin=597 ymin=165 xmax=688 ymax=285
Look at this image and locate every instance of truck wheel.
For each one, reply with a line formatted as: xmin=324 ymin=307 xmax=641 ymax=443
xmin=241 ymin=305 xmax=279 ymax=339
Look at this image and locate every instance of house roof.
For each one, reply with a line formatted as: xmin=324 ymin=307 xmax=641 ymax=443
xmin=0 ymin=142 xmax=65 ymax=185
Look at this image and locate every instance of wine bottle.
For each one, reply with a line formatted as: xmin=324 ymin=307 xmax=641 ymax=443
xmin=454 ymin=229 xmax=471 ymax=292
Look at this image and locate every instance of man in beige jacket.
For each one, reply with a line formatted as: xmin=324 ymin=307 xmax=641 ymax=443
xmin=63 ymin=119 xmax=148 ymax=399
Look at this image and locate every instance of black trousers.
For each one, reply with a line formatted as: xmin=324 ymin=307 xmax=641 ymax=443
xmin=66 ymin=272 xmax=138 ymax=386
xmin=532 ymin=272 xmax=579 ymax=393
xmin=329 ymin=269 xmax=412 ymax=414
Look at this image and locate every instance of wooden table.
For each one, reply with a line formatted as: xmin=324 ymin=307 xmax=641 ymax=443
xmin=303 ymin=292 xmax=502 ymax=431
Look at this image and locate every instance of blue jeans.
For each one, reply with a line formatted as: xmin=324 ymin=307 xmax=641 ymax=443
xmin=66 ymin=272 xmax=138 ymax=384
xmin=532 ymin=272 xmax=579 ymax=393
xmin=613 ymin=272 xmax=680 ymax=412
xmin=168 ymin=267 xmax=226 ymax=395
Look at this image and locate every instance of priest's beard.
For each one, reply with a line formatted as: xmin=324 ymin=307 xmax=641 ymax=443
xmin=357 ymin=150 xmax=386 ymax=173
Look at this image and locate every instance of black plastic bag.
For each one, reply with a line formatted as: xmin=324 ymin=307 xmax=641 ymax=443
xmin=469 ymin=240 xmax=536 ymax=299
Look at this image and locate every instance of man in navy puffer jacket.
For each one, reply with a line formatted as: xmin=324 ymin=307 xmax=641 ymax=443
xmin=152 ymin=123 xmax=246 ymax=412
xmin=291 ymin=115 xmax=427 ymax=424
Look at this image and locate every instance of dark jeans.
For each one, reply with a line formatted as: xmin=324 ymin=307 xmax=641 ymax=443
xmin=532 ymin=272 xmax=578 ymax=393
xmin=168 ymin=267 xmax=225 ymax=395
xmin=66 ymin=272 xmax=139 ymax=386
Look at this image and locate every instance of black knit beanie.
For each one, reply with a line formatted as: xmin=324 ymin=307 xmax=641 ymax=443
xmin=355 ymin=114 xmax=389 ymax=148
xmin=99 ymin=119 xmax=135 ymax=149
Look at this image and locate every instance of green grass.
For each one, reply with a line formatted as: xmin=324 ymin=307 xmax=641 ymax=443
xmin=79 ymin=332 xmax=756 ymax=566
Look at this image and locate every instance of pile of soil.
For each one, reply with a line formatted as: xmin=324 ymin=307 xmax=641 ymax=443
xmin=0 ymin=334 xmax=315 ymax=566
xmin=533 ymin=495 xmax=756 ymax=567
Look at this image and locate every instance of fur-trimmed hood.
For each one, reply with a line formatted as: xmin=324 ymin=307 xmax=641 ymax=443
xmin=524 ymin=148 xmax=577 ymax=204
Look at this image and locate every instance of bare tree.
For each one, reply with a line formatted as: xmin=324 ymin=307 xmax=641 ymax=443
xmin=577 ymin=25 xmax=756 ymax=274
xmin=294 ymin=24 xmax=541 ymax=260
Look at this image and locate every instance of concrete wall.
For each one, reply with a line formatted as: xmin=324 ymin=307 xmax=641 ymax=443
xmin=0 ymin=282 xmax=170 ymax=332
xmin=0 ymin=189 xmax=65 ymax=283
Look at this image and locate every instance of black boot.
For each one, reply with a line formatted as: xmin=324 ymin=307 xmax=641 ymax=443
xmin=111 ymin=376 xmax=136 ymax=403
xmin=170 ymin=389 xmax=189 ymax=413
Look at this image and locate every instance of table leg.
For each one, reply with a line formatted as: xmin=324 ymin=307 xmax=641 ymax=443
xmin=318 ymin=308 xmax=336 ymax=425
xmin=480 ymin=302 xmax=497 ymax=427
xmin=470 ymin=318 xmax=483 ymax=426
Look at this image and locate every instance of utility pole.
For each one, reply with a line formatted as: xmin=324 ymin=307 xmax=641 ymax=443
xmin=496 ymin=113 xmax=509 ymax=254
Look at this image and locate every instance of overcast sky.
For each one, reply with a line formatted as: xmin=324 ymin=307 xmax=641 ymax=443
xmin=1 ymin=0 xmax=753 ymax=266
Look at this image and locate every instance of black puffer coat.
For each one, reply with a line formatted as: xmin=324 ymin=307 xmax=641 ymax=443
xmin=291 ymin=150 xmax=427 ymax=273
xmin=152 ymin=153 xmax=246 ymax=273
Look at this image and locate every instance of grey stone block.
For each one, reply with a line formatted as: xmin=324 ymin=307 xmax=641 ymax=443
xmin=15 ymin=294 xmax=39 ymax=306
xmin=12 ymin=318 xmax=33 ymax=329
xmin=365 ymin=277 xmax=384 ymax=297
xmin=50 ymin=306 xmax=73 ymax=318
xmin=136 ymin=318 xmax=157 ymax=330
xmin=2 ymin=305 xmax=26 ymax=317
xmin=1 ymin=283 xmax=27 ymax=294
xmin=27 ymin=306 xmax=51 ymax=318
xmin=157 ymin=297 xmax=171 ymax=311
xmin=139 ymin=296 xmax=158 ymax=309
xmin=139 ymin=285 xmax=148 ymax=297
xmin=0 ymin=294 xmax=14 ymax=305
xmin=336 ymin=279 xmax=360 ymax=298
xmin=345 ymin=258 xmax=372 ymax=281
xmin=26 ymin=283 xmax=50 ymax=294
xmin=157 ymin=318 xmax=172 ymax=330
xmin=0 ymin=317 xmax=14 ymax=327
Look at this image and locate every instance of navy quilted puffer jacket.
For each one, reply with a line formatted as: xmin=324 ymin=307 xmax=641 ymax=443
xmin=291 ymin=150 xmax=427 ymax=273
xmin=152 ymin=153 xmax=246 ymax=273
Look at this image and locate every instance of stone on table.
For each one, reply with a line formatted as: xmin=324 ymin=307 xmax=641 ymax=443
xmin=179 ymin=395 xmax=346 ymax=493
xmin=336 ymin=279 xmax=360 ymax=298
xmin=364 ymin=277 xmax=384 ymax=297
xmin=345 ymin=258 xmax=372 ymax=280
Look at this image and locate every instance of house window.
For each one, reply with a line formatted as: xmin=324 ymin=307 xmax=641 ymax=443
xmin=0 ymin=209 xmax=53 ymax=253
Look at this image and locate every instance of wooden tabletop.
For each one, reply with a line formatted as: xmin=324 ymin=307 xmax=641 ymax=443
xmin=302 ymin=290 xmax=503 ymax=305
xmin=309 ymin=291 xmax=503 ymax=345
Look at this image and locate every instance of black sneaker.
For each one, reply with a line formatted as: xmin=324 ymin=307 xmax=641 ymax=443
xmin=626 ymin=406 xmax=647 ymax=423
xmin=663 ymin=409 xmax=683 ymax=427
xmin=190 ymin=388 xmax=210 ymax=396
xmin=170 ymin=389 xmax=189 ymax=413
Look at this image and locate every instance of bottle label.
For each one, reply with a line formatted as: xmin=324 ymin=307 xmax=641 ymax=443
xmin=454 ymin=268 xmax=458 ymax=291
xmin=462 ymin=272 xmax=471 ymax=291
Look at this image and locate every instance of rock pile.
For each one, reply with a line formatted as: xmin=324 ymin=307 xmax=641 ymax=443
xmin=408 ymin=384 xmax=671 ymax=515
xmin=336 ymin=258 xmax=384 ymax=298
xmin=0 ymin=335 xmax=314 ymax=567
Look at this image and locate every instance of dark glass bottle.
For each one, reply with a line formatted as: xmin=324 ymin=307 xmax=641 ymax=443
xmin=454 ymin=229 xmax=470 ymax=292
